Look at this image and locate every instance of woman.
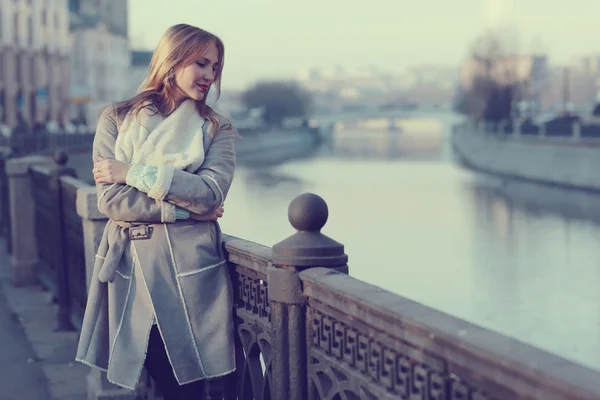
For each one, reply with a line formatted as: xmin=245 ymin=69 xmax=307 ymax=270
xmin=76 ymin=24 xmax=237 ymax=399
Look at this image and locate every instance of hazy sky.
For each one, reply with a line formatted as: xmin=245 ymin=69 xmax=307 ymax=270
xmin=129 ymin=0 xmax=599 ymax=90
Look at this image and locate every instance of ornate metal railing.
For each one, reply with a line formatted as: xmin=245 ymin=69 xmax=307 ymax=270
xmin=60 ymin=175 xmax=89 ymax=329
xmin=31 ymin=165 xmax=58 ymax=295
xmin=301 ymin=267 xmax=600 ymax=399
xmin=0 ymin=152 xmax=13 ymax=252
xmin=29 ymin=152 xmax=83 ymax=331
xmin=218 ymin=194 xmax=600 ymax=400
xmin=8 ymin=150 xmax=600 ymax=399
xmin=454 ymin=120 xmax=600 ymax=145
xmin=225 ymin=237 xmax=273 ymax=400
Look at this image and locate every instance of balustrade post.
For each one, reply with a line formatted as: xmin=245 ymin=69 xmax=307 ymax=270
xmin=497 ymin=120 xmax=505 ymax=135
xmin=0 ymin=150 xmax=15 ymax=253
xmin=49 ymin=149 xmax=77 ymax=331
xmin=514 ymin=121 xmax=521 ymax=137
xmin=477 ymin=120 xmax=484 ymax=134
xmin=76 ymin=187 xmax=108 ymax=292
xmin=539 ymin=122 xmax=546 ymax=138
xmin=572 ymin=122 xmax=581 ymax=141
xmin=269 ymin=193 xmax=348 ymax=400
xmin=6 ymin=154 xmax=54 ymax=285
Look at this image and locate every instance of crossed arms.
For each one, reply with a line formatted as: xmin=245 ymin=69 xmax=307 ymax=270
xmin=93 ymin=107 xmax=236 ymax=224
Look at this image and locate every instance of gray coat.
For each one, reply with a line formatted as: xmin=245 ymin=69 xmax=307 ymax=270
xmin=76 ymin=106 xmax=237 ymax=390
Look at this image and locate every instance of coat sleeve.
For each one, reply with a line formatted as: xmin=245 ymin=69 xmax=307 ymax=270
xmin=157 ymin=118 xmax=237 ymax=215
xmin=93 ymin=106 xmax=180 ymax=223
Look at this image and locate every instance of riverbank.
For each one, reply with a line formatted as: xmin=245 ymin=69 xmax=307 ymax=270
xmin=451 ymin=122 xmax=600 ymax=192
xmin=235 ymin=127 xmax=321 ymax=166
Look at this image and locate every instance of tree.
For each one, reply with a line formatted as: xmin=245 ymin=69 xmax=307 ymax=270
xmin=453 ymin=29 xmax=526 ymax=122
xmin=240 ymin=81 xmax=313 ymax=126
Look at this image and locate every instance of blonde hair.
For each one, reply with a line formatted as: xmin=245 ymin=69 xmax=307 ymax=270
xmin=114 ymin=24 xmax=230 ymax=135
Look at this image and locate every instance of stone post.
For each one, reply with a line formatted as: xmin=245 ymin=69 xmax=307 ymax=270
xmin=572 ymin=122 xmax=581 ymax=142
xmin=76 ymin=185 xmax=154 ymax=400
xmin=497 ymin=120 xmax=506 ymax=135
xmin=269 ymin=193 xmax=348 ymax=400
xmin=477 ymin=121 xmax=485 ymax=134
xmin=0 ymin=150 xmax=16 ymax=253
xmin=6 ymin=154 xmax=54 ymax=286
xmin=76 ymin=186 xmax=107 ymax=292
xmin=539 ymin=123 xmax=546 ymax=138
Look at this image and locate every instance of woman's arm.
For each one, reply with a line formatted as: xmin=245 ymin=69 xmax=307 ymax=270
xmin=126 ymin=117 xmax=237 ymax=215
xmin=94 ymin=106 xmax=186 ymax=223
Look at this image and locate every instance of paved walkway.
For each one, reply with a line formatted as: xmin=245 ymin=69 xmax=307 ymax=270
xmin=0 ymin=238 xmax=88 ymax=400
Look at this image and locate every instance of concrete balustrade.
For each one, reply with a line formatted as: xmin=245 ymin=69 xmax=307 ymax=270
xmin=2 ymin=149 xmax=600 ymax=399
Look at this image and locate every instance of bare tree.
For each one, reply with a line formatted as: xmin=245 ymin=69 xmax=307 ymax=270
xmin=240 ymin=81 xmax=313 ymax=126
xmin=454 ymin=29 xmax=526 ymax=122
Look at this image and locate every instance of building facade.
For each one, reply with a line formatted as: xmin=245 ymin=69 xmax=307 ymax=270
xmin=128 ymin=49 xmax=152 ymax=97
xmin=566 ymin=55 xmax=600 ymax=112
xmin=0 ymin=0 xmax=70 ymax=129
xmin=69 ymin=0 xmax=129 ymax=127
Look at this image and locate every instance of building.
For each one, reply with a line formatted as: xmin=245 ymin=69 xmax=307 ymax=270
xmin=129 ymin=50 xmax=153 ymax=97
xmin=0 ymin=0 xmax=70 ymax=129
xmin=68 ymin=0 xmax=129 ymax=127
xmin=566 ymin=55 xmax=600 ymax=111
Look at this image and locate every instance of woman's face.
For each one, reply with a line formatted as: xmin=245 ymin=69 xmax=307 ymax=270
xmin=173 ymin=42 xmax=220 ymax=102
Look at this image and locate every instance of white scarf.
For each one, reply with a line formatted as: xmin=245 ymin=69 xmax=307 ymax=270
xmin=114 ymin=99 xmax=207 ymax=199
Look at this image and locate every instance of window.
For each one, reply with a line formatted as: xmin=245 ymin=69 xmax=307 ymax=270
xmin=13 ymin=12 xmax=18 ymax=43
xmin=27 ymin=16 xmax=32 ymax=46
xmin=41 ymin=10 xmax=47 ymax=48
xmin=0 ymin=90 xmax=5 ymax=124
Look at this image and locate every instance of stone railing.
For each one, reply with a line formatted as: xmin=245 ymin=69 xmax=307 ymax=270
xmin=4 ymin=152 xmax=600 ymax=400
xmin=452 ymin=120 xmax=600 ymax=192
xmin=454 ymin=119 xmax=600 ymax=145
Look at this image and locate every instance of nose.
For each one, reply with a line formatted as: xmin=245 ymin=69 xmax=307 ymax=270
xmin=203 ymin=69 xmax=215 ymax=83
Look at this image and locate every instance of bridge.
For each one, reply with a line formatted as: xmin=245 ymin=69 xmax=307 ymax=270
xmin=0 ymin=125 xmax=598 ymax=399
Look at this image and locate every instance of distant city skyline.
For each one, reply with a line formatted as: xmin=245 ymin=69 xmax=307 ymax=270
xmin=128 ymin=0 xmax=599 ymax=90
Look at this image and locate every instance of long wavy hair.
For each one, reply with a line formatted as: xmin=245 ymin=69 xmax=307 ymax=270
xmin=114 ymin=24 xmax=230 ymax=135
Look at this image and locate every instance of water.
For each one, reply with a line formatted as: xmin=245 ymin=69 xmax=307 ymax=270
xmin=219 ymin=113 xmax=600 ymax=373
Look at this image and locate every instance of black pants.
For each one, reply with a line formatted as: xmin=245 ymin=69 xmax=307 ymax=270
xmin=144 ymin=326 xmax=205 ymax=400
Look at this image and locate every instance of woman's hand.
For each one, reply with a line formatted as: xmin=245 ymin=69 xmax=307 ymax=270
xmin=190 ymin=206 xmax=224 ymax=221
xmin=93 ymin=157 xmax=131 ymax=184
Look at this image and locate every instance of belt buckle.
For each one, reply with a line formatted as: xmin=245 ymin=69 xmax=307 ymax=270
xmin=129 ymin=225 xmax=153 ymax=240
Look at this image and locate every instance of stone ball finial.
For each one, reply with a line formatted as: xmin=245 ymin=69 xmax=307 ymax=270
xmin=288 ymin=193 xmax=328 ymax=232
xmin=54 ymin=149 xmax=68 ymax=166
xmin=272 ymin=193 xmax=348 ymax=268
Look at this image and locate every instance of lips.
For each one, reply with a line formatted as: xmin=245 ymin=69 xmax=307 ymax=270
xmin=197 ymin=83 xmax=209 ymax=92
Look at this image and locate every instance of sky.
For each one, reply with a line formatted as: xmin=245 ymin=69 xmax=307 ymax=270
xmin=128 ymin=0 xmax=600 ymax=90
